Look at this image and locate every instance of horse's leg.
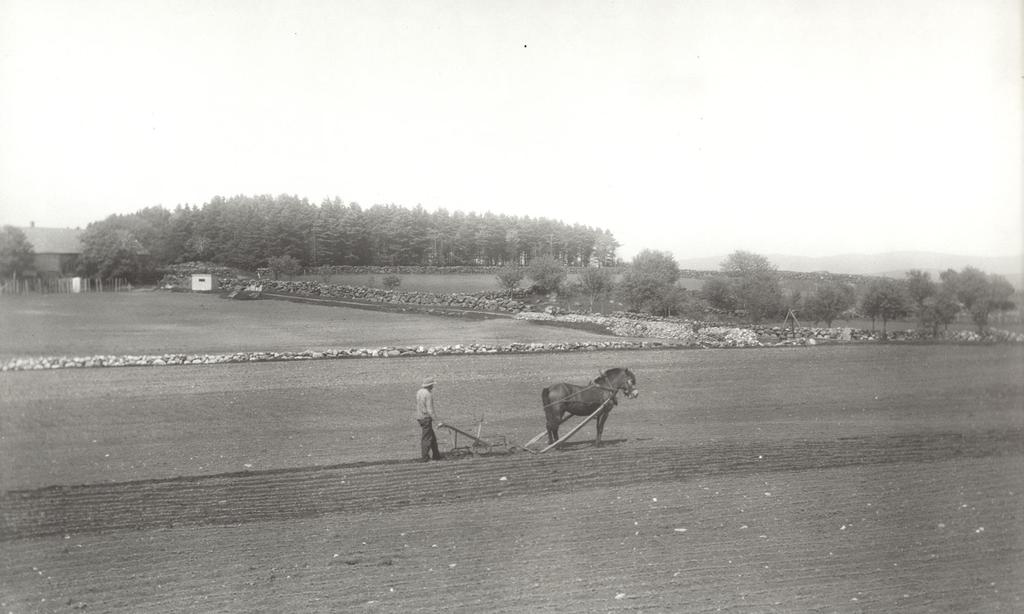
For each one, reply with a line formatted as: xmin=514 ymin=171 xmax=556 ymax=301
xmin=595 ymin=409 xmax=610 ymax=447
xmin=546 ymin=406 xmax=562 ymax=444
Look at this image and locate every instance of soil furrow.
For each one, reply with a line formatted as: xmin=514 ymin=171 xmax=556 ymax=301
xmin=3 ymin=429 xmax=1020 ymax=540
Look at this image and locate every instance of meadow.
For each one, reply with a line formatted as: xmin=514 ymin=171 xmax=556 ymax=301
xmin=0 ymin=291 xmax=1021 ymax=611
xmin=0 ymin=292 xmax=621 ymax=360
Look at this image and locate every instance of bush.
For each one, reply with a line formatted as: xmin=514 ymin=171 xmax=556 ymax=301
xmin=266 ymin=255 xmax=302 ymax=280
xmin=527 ymin=256 xmax=567 ymax=294
xmin=616 ymin=250 xmax=680 ymax=314
xmin=382 ymin=274 xmax=401 ymax=289
xmin=577 ymin=267 xmax=615 ymax=311
xmin=803 ymin=280 xmax=856 ymax=327
xmin=495 ymin=266 xmax=525 ymax=295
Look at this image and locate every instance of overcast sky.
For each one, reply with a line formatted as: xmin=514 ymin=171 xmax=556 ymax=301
xmin=0 ymin=0 xmax=1020 ymax=261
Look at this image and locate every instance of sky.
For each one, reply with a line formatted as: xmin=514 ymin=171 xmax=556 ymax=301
xmin=0 ymin=0 xmax=1020 ymax=262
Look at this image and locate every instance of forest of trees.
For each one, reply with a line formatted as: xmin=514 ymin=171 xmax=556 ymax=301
xmin=76 ymin=195 xmax=620 ymax=281
xmin=8 ymin=197 xmax=1018 ymax=333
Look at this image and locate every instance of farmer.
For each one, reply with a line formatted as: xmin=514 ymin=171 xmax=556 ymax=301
xmin=416 ymin=376 xmax=444 ymax=461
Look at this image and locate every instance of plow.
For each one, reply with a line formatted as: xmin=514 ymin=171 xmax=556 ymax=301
xmin=437 ymin=420 xmax=509 ymax=456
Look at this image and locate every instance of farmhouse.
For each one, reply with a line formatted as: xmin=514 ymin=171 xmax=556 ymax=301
xmin=18 ymin=224 xmax=84 ymax=278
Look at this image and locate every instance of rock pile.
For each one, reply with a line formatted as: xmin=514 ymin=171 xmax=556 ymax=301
xmin=702 ymin=327 xmax=762 ymax=347
xmin=0 ymin=341 xmax=682 ymax=372
xmin=514 ymin=312 xmax=763 ymax=348
xmin=514 ymin=312 xmax=1024 ymax=347
xmin=948 ymin=328 xmax=1024 ymax=344
xmin=752 ymin=325 xmax=875 ymax=342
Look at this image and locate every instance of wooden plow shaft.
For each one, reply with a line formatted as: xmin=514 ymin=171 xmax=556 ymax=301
xmin=438 ymin=423 xmax=498 ymax=450
xmin=537 ymin=398 xmax=613 ymax=454
xmin=520 ymin=414 xmax=574 ymax=451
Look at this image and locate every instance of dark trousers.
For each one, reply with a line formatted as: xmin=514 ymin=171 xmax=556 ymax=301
xmin=418 ymin=417 xmax=442 ymax=460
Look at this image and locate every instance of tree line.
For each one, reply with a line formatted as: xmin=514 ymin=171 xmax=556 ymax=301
xmin=514 ymin=248 xmax=1016 ymax=334
xmin=694 ymin=251 xmax=1016 ymax=334
xmin=56 ymin=195 xmax=619 ymax=281
xmin=3 ymin=216 xmax=1016 ymax=333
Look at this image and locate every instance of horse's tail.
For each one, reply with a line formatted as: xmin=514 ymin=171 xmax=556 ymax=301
xmin=541 ymin=386 xmax=551 ymax=411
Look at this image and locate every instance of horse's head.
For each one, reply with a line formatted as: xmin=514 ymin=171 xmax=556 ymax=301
xmin=602 ymin=367 xmax=639 ymax=399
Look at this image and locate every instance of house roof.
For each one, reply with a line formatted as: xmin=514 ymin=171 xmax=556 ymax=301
xmin=18 ymin=226 xmax=84 ymax=254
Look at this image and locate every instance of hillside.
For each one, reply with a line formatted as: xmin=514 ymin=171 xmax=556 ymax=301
xmin=676 ymin=251 xmax=1023 ymax=287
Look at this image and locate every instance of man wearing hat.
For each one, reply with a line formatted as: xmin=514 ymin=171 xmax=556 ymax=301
xmin=416 ymin=376 xmax=443 ymax=461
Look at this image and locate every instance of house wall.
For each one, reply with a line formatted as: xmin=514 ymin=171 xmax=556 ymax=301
xmin=32 ymin=254 xmax=61 ymax=276
xmin=58 ymin=254 xmax=79 ymax=276
xmin=31 ymin=253 xmax=80 ymax=277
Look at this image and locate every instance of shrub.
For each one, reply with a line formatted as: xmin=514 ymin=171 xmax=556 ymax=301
xmin=266 ymin=255 xmax=302 ymax=280
xmin=527 ymin=256 xmax=567 ymax=294
xmin=495 ymin=266 xmax=525 ymax=295
xmin=577 ymin=267 xmax=615 ymax=311
xmin=616 ymin=250 xmax=680 ymax=314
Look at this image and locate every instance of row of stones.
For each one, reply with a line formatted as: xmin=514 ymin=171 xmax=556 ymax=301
xmin=549 ymin=309 xmax=867 ymax=341
xmin=0 ymin=341 xmax=686 ymax=372
xmin=753 ymin=325 xmax=1024 ymax=343
xmin=515 ymin=312 xmax=1024 ymax=345
xmin=516 ymin=312 xmax=763 ymax=347
xmin=302 ymin=264 xmax=602 ymax=275
xmin=596 ymin=310 xmax=875 ymax=341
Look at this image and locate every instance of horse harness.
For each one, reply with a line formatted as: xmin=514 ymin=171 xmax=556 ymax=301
xmin=541 ymin=380 xmax=620 ymax=410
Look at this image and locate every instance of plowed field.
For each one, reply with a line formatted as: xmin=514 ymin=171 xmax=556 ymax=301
xmin=2 ymin=344 xmax=1023 ymax=612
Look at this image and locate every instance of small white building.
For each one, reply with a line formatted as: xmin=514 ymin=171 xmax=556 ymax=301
xmin=191 ymin=274 xmax=218 ymax=292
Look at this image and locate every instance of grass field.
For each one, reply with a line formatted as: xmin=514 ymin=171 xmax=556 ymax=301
xmin=1 ymin=293 xmax=1022 ymax=611
xmin=0 ymin=292 xmax=626 ymax=360
xmin=300 ymin=272 xmax=523 ymax=293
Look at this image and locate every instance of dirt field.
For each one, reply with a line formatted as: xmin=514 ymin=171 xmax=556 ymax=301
xmin=2 ymin=336 xmax=1022 ymax=611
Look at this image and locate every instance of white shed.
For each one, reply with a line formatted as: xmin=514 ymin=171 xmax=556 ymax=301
xmin=191 ymin=273 xmax=218 ymax=292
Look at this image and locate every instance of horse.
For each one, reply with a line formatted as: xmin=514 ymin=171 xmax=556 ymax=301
xmin=541 ymin=367 xmax=638 ymax=447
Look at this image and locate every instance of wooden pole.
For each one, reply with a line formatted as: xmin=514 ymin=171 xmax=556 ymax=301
xmin=521 ymin=413 xmax=574 ymax=450
xmin=538 ymin=398 xmax=612 ymax=454
xmin=521 ymin=430 xmax=548 ymax=450
xmin=437 ymin=423 xmax=497 ymax=450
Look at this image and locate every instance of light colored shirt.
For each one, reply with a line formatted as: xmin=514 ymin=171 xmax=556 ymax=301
xmin=415 ymin=387 xmax=436 ymax=420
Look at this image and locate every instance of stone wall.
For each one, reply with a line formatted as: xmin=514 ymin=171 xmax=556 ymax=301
xmin=5 ymin=319 xmax=1020 ymax=373
xmin=303 ymin=265 xmax=618 ymax=276
xmin=514 ymin=311 xmax=1024 ymax=345
xmin=237 ymin=279 xmax=529 ymax=313
xmin=0 ymin=340 xmax=683 ymax=372
xmin=515 ymin=312 xmax=762 ymax=347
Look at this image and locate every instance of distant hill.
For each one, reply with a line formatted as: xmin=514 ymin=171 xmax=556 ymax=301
xmin=675 ymin=251 xmax=1024 ymax=288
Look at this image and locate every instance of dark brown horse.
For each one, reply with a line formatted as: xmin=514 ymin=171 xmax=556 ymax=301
xmin=541 ymin=367 xmax=638 ymax=446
